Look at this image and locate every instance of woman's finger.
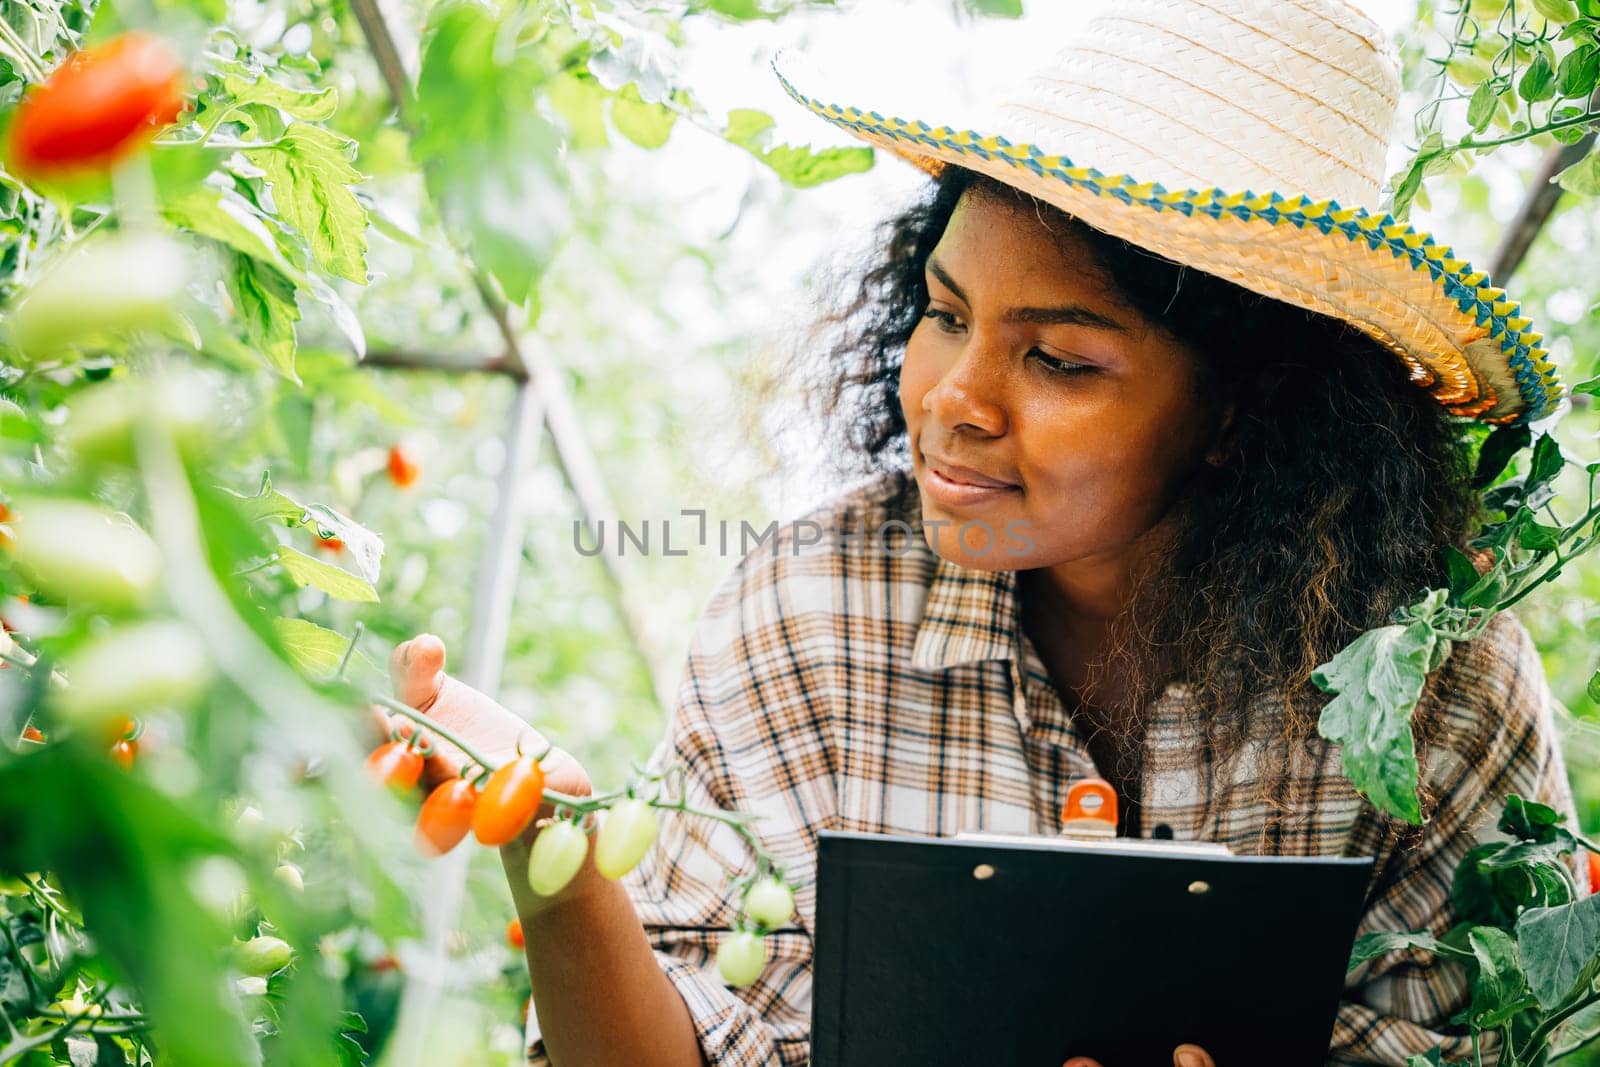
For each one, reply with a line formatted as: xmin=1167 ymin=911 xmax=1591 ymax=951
xmin=1174 ymin=1044 xmax=1215 ymax=1067
xmin=1061 ymin=1059 xmax=1102 ymax=1067
xmin=390 ymin=634 xmax=446 ymax=712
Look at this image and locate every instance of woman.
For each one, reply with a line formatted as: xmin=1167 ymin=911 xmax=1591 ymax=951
xmin=380 ymin=1 xmax=1580 ymax=1064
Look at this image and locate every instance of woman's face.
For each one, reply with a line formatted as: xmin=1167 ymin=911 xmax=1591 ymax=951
xmin=901 ymin=187 xmax=1231 ymax=616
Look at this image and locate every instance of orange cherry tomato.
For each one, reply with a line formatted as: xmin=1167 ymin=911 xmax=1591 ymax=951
xmin=0 ymin=502 xmax=13 ymax=555
xmin=366 ymin=740 xmax=424 ymax=793
xmin=1587 ymin=850 xmax=1600 ymax=896
xmin=471 ymin=756 xmax=546 ymax=846
xmin=507 ymin=918 xmax=524 ymax=949
xmin=21 ymin=725 xmax=44 ymax=743
xmin=7 ymin=32 xmax=186 ymax=180
xmin=313 ymin=535 xmax=345 ymax=553
xmin=416 ymin=778 xmax=478 ymax=857
xmin=110 ymin=738 xmax=136 ymax=769
xmin=386 ymin=444 xmax=420 ymax=489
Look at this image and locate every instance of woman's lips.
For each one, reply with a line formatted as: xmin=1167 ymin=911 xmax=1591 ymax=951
xmin=921 ymin=455 xmax=1018 ymax=508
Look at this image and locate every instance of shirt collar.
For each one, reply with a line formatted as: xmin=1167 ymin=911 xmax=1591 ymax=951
xmin=909 ymin=550 xmax=1026 ymax=671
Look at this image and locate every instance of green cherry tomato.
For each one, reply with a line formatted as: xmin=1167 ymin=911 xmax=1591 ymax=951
xmin=234 ymin=935 xmax=293 ymax=976
xmin=593 ymin=798 xmax=658 ymax=880
xmin=60 ymin=371 xmax=215 ymax=466
xmin=9 ymin=497 xmax=161 ymax=611
xmin=8 ymin=231 xmax=189 ymax=359
xmin=53 ymin=620 xmax=213 ymax=728
xmin=743 ymin=878 xmax=795 ymax=929
xmin=717 ymin=930 xmax=766 ymax=988
xmin=527 ymin=819 xmax=590 ymax=897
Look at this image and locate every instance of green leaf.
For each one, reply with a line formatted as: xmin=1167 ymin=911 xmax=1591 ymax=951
xmin=610 ymin=82 xmax=677 ymax=149
xmin=272 ymin=617 xmax=353 ymax=679
xmin=1520 ymin=52 xmax=1557 ymax=102
xmin=1574 ymin=375 xmax=1600 ymax=397
xmin=247 ymin=124 xmax=369 ymax=284
xmin=1557 ymin=43 xmax=1600 ymax=98
xmin=224 ymin=470 xmax=307 ymax=526
xmin=1348 ymin=930 xmax=1470 ymax=970
xmin=721 ymin=107 xmax=875 ymax=188
xmin=300 ymin=503 xmax=383 ymax=586
xmin=1468 ymin=926 xmax=1533 ymax=1027
xmin=1443 ymin=545 xmax=1484 ymax=597
xmin=1473 ymin=422 xmax=1532 ymax=488
xmin=1468 ymin=80 xmax=1499 ymax=132
xmin=1588 ymin=667 xmax=1600 ymax=704
xmin=274 ymin=546 xmax=379 ymax=602
xmin=1516 ymin=893 xmax=1600 ymax=1009
xmin=1527 ymin=432 xmax=1566 ymax=492
xmin=962 ymin=0 xmax=1024 ymax=15
xmin=1534 ymin=0 xmax=1580 ymax=21
xmin=1405 ymin=1051 xmax=1444 ymax=1067
xmin=1519 ymin=518 xmax=1561 ymax=551
xmin=228 ymin=251 xmax=302 ymax=382
xmin=547 ymin=70 xmax=611 ymax=150
xmin=1313 ymin=621 xmax=1435 ymax=824
xmin=1555 ymin=148 xmax=1600 ymax=196
xmin=1387 ymin=132 xmax=1447 ymax=220
xmin=162 ymin=181 xmax=306 ymax=283
xmin=221 ymin=71 xmax=338 ymax=122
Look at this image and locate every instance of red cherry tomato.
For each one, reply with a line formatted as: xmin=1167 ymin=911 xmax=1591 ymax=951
xmin=386 ymin=444 xmax=420 ymax=489
xmin=110 ymin=738 xmax=136 ymax=769
xmin=471 ymin=755 xmax=546 ymax=846
xmin=507 ymin=918 xmax=524 ymax=949
xmin=416 ymin=777 xmax=478 ymax=857
xmin=21 ymin=725 xmax=44 ymax=743
xmin=313 ymin=535 xmax=345 ymax=553
xmin=7 ymin=33 xmax=186 ymax=179
xmin=1587 ymin=850 xmax=1600 ymax=896
xmin=366 ymin=740 xmax=424 ymax=793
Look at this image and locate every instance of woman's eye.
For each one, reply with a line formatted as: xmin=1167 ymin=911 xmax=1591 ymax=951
xmin=1028 ymin=350 xmax=1093 ymax=376
xmin=922 ymin=308 xmax=961 ymax=332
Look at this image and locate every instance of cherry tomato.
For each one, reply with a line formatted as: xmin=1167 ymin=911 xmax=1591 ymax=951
xmin=366 ymin=740 xmax=424 ymax=793
xmin=716 ymin=930 xmax=766 ymax=988
xmin=386 ymin=443 xmax=420 ymax=489
xmin=54 ymin=620 xmax=212 ymax=728
xmin=0 ymin=503 xmax=12 ymax=554
xmin=234 ymin=935 xmax=293 ymax=977
xmin=593 ymin=798 xmax=658 ymax=880
xmin=313 ymin=535 xmax=345 ymax=553
xmin=471 ymin=755 xmax=546 ymax=846
xmin=274 ymin=863 xmax=305 ymax=893
xmin=10 ymin=231 xmax=189 ymax=358
xmin=416 ymin=777 xmax=478 ymax=857
xmin=368 ymin=954 xmax=401 ymax=973
xmin=21 ymin=725 xmax=44 ymax=742
xmin=1587 ymin=850 xmax=1599 ymax=895
xmin=526 ymin=819 xmax=590 ymax=897
xmin=7 ymin=32 xmax=186 ymax=180
xmin=744 ymin=877 xmax=795 ymax=930
xmin=109 ymin=738 xmax=136 ymax=769
xmin=506 ymin=918 xmax=524 ymax=949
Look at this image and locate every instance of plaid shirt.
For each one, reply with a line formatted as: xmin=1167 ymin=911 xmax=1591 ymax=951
xmin=526 ymin=468 xmax=1584 ymax=1066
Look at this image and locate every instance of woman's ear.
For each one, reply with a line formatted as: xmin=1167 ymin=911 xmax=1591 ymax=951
xmin=1204 ymin=401 xmax=1236 ymax=467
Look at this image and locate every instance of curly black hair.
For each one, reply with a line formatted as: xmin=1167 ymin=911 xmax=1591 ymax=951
xmin=776 ymin=164 xmax=1491 ymax=850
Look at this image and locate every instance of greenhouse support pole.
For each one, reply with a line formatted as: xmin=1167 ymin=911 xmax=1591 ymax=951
xmin=463 ymin=377 xmax=542 ymax=696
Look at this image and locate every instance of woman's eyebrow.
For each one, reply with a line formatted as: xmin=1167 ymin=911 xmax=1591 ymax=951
xmin=926 ymin=256 xmax=1132 ymax=333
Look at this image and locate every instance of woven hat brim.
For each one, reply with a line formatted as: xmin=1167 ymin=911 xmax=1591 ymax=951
xmin=771 ymin=49 xmax=1563 ymax=427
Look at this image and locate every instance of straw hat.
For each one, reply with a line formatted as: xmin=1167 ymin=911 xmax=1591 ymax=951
xmin=771 ymin=0 xmax=1564 ymax=426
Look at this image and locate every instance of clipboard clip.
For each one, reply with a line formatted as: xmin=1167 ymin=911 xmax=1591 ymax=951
xmin=1058 ymin=777 xmax=1118 ymax=839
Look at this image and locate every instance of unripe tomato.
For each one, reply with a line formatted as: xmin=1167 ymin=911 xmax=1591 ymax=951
xmin=53 ymin=620 xmax=213 ymax=728
xmin=526 ymin=819 xmax=590 ymax=897
xmin=472 ymin=755 xmax=546 ymax=846
xmin=506 ymin=918 xmax=524 ymax=948
xmin=416 ymin=777 xmax=478 ymax=857
xmin=716 ymin=930 xmax=766 ymax=988
xmin=593 ymin=798 xmax=658 ymax=880
xmin=49 ymin=996 xmax=103 ymax=1019
xmin=274 ymin=863 xmax=305 ymax=893
xmin=234 ymin=935 xmax=293 ymax=976
xmin=59 ymin=371 xmax=214 ymax=465
xmin=8 ymin=231 xmax=190 ymax=358
xmin=6 ymin=32 xmax=186 ymax=180
xmin=109 ymin=737 xmax=136 ymax=769
xmin=743 ymin=877 xmax=795 ymax=929
xmin=386 ymin=443 xmax=420 ymax=489
xmin=9 ymin=498 xmax=162 ymax=610
xmin=366 ymin=740 xmax=424 ymax=793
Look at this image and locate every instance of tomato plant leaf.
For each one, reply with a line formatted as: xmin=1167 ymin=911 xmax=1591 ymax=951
xmin=1313 ymin=621 xmax=1434 ymax=824
xmin=1474 ymin=423 xmax=1533 ymax=489
xmin=1468 ymin=926 xmax=1535 ymax=1027
xmin=274 ymin=545 xmax=379 ymax=602
xmin=221 ymin=71 xmax=338 ymax=122
xmin=609 ymin=81 xmax=676 ymax=149
xmin=1555 ymin=148 xmax=1600 ymax=196
xmin=720 ymin=107 xmax=874 ymax=188
xmin=228 ymin=251 xmax=302 ymax=383
xmin=272 ymin=616 xmax=354 ymax=678
xmin=248 ymin=124 xmax=369 ymax=285
xmin=1516 ymin=893 xmax=1600 ymax=1009
xmin=1348 ymin=929 xmax=1469 ymax=971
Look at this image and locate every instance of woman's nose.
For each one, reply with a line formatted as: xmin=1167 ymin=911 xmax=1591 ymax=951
xmin=923 ymin=338 xmax=1008 ymax=437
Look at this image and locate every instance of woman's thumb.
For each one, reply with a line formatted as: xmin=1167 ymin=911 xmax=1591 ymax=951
xmin=391 ymin=634 xmax=446 ymax=711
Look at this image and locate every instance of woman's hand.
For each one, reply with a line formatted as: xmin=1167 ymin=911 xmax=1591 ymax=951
xmin=368 ymin=633 xmax=592 ymax=801
xmin=1063 ymin=1046 xmax=1214 ymax=1067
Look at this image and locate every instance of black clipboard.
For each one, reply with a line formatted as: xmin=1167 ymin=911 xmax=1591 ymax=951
xmin=810 ymin=829 xmax=1374 ymax=1066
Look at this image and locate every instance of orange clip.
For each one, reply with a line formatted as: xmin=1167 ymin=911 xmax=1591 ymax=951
xmin=1059 ymin=777 xmax=1118 ymax=838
